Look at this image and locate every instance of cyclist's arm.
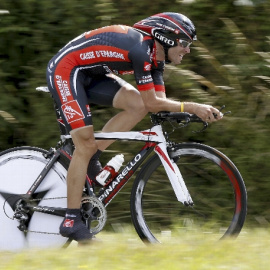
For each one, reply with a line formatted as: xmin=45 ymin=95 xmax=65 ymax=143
xmin=130 ymin=39 xmax=222 ymax=121
xmin=140 ymin=88 xmax=181 ymax=113
xmin=155 ymin=91 xmax=166 ymax=99
xmin=140 ymin=89 xmax=223 ymax=122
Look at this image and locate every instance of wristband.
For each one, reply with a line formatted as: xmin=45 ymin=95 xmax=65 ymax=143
xmin=180 ymin=102 xmax=184 ymax=112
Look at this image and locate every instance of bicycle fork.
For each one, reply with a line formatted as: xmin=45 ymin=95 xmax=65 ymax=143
xmin=153 ymin=128 xmax=193 ymax=206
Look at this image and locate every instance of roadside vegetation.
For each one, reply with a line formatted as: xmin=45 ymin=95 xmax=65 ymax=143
xmin=1 ymin=228 xmax=269 ymax=269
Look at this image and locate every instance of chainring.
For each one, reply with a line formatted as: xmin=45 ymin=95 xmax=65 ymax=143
xmin=81 ymin=196 xmax=107 ymax=235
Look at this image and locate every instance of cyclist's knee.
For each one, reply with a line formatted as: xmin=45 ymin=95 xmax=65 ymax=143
xmin=75 ymin=140 xmax=98 ymax=161
xmin=79 ymin=140 xmax=97 ymax=156
xmin=70 ymin=126 xmax=98 ymax=158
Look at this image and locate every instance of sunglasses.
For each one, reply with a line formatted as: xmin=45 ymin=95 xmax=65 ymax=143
xmin=177 ymin=39 xmax=192 ymax=48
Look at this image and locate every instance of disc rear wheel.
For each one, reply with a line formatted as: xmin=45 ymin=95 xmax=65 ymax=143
xmin=0 ymin=147 xmax=68 ymax=251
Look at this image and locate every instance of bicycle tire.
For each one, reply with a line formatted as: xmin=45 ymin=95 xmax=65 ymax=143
xmin=0 ymin=146 xmax=69 ymax=251
xmin=130 ymin=142 xmax=247 ymax=243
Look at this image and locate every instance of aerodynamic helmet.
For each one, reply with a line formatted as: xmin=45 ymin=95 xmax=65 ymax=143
xmin=133 ymin=12 xmax=197 ymax=62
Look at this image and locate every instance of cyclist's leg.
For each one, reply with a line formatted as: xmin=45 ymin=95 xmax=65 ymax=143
xmin=67 ymin=126 xmax=97 ymax=208
xmin=85 ymin=74 xmax=147 ymax=181
xmin=87 ymin=73 xmax=148 ymax=151
xmin=59 ymin=126 xmax=97 ymax=242
xmin=107 ymin=77 xmax=147 ymax=131
xmin=47 ymin=62 xmax=96 ymax=241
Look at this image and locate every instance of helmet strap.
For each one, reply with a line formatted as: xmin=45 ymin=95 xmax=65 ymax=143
xmin=155 ymin=40 xmax=171 ymax=64
xmin=164 ymin=46 xmax=171 ymax=64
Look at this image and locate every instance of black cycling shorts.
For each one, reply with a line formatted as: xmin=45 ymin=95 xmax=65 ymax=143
xmin=86 ymin=74 xmax=127 ymax=106
xmin=46 ymin=62 xmax=127 ymax=132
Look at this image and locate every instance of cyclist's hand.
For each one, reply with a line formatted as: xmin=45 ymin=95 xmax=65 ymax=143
xmin=193 ymin=104 xmax=223 ymax=122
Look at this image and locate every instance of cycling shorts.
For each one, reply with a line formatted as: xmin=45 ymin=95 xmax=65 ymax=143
xmin=46 ymin=64 xmax=127 ymax=132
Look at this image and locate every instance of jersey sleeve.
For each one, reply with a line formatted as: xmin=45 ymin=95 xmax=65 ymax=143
xmin=129 ymin=38 xmax=165 ymax=92
xmin=151 ymin=61 xmax=165 ymax=92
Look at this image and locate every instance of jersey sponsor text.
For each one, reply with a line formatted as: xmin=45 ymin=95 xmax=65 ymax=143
xmin=55 ymin=75 xmax=71 ymax=102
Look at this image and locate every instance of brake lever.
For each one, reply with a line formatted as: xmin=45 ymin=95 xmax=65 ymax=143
xmin=213 ymin=105 xmax=231 ymax=119
xmin=192 ymin=105 xmax=231 ymax=133
xmin=188 ymin=115 xmax=208 ymax=133
xmin=192 ymin=121 xmax=208 ymax=133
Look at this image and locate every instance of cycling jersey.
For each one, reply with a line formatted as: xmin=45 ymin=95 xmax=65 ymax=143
xmin=46 ymin=25 xmax=165 ymax=131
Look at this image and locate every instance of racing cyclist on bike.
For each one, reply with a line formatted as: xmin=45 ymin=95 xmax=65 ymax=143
xmin=46 ymin=12 xmax=223 ymax=242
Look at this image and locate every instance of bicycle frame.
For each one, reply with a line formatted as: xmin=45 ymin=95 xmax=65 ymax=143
xmin=22 ymin=123 xmax=193 ymax=220
xmin=65 ymin=124 xmax=194 ymax=206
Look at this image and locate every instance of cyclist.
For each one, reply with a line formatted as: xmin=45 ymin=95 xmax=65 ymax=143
xmin=46 ymin=12 xmax=223 ymax=242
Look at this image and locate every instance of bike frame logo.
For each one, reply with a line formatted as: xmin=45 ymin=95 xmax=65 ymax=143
xmin=99 ymin=154 xmax=142 ymax=202
xmin=62 ymin=100 xmax=84 ymax=124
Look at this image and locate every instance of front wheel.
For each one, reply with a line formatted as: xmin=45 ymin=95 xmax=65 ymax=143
xmin=130 ymin=143 xmax=247 ymax=243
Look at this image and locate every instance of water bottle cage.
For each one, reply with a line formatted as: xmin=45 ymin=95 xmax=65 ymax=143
xmin=103 ymin=166 xmax=119 ymax=186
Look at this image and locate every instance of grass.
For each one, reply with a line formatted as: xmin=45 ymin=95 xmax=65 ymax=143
xmin=0 ymin=227 xmax=269 ymax=270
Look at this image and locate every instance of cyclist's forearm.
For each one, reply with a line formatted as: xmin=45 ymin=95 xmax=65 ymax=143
xmin=140 ymin=89 xmax=181 ymax=113
xmin=140 ymin=89 xmax=222 ymax=121
xmin=143 ymin=95 xmax=192 ymax=113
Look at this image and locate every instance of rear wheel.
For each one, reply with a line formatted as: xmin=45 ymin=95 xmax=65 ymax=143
xmin=0 ymin=146 xmax=68 ymax=251
xmin=130 ymin=143 xmax=247 ymax=243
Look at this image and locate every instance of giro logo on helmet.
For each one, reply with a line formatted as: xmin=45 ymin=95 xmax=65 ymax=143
xmin=154 ymin=32 xmax=175 ymax=46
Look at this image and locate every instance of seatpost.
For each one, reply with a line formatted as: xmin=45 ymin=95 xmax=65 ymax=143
xmin=53 ymin=100 xmax=69 ymax=136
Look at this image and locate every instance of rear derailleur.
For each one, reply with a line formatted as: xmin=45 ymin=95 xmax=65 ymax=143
xmin=13 ymin=199 xmax=30 ymax=232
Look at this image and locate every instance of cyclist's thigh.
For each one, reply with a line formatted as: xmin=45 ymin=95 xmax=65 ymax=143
xmin=85 ymin=73 xmax=128 ymax=106
xmin=112 ymin=81 xmax=145 ymax=111
xmin=89 ymin=73 xmax=144 ymax=111
xmin=46 ymin=62 xmax=93 ymax=133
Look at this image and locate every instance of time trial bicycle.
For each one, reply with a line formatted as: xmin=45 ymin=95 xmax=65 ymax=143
xmin=0 ymin=86 xmax=247 ymax=251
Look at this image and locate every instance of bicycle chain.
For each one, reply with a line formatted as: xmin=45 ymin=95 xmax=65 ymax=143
xmin=28 ymin=196 xmax=69 ymax=235
xmin=10 ymin=195 xmax=107 ymax=236
xmin=7 ymin=196 xmax=67 ymax=235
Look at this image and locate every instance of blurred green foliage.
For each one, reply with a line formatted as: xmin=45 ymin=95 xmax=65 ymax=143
xmin=0 ymin=0 xmax=270 ymax=227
